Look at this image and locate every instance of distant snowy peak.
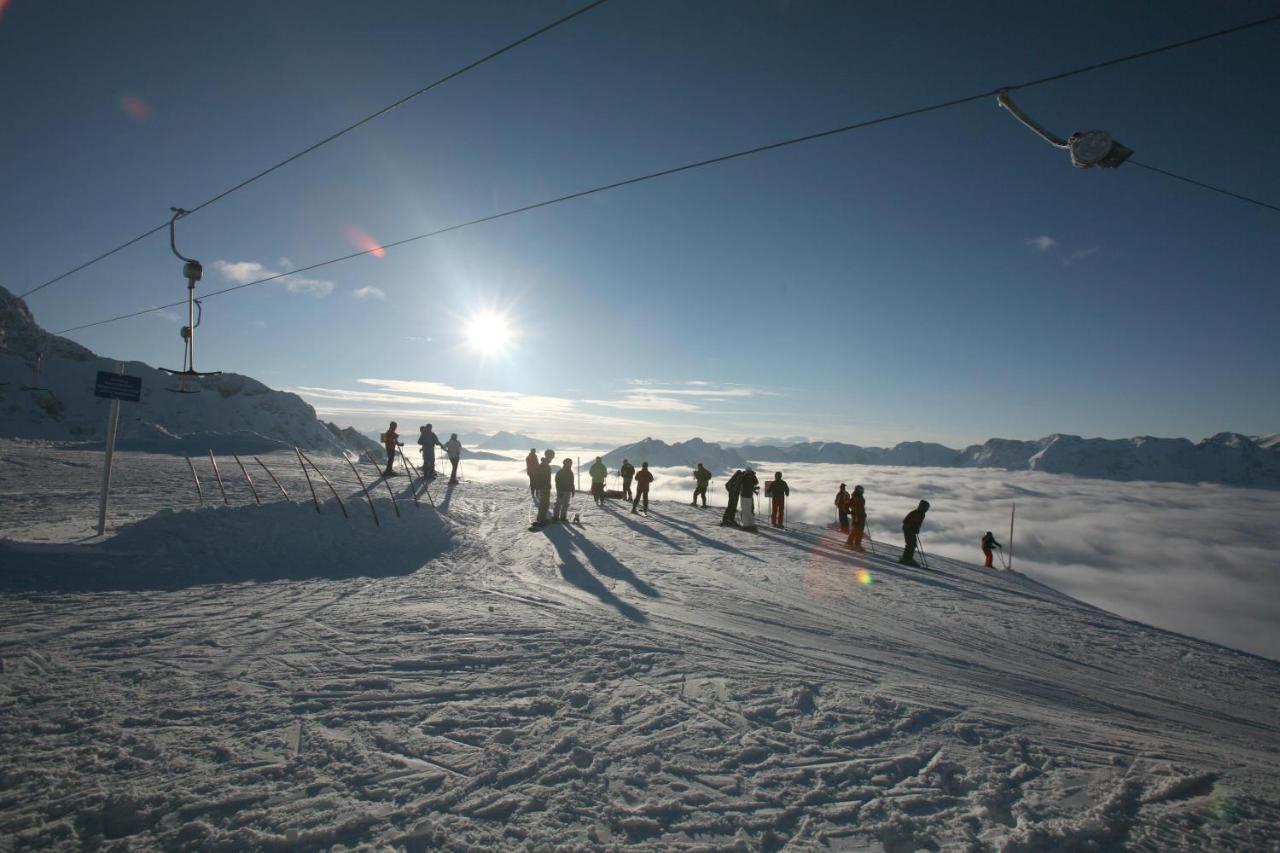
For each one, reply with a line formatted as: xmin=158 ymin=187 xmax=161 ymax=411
xmin=601 ymin=437 xmax=746 ymax=473
xmin=0 ymin=286 xmax=378 ymax=456
xmin=478 ymin=430 xmax=549 ymax=451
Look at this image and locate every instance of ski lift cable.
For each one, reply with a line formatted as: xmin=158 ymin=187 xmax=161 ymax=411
xmin=1126 ymin=160 xmax=1280 ymax=214
xmin=52 ymin=16 xmax=1280 ymax=337
xmin=16 ymin=0 xmax=614 ymax=302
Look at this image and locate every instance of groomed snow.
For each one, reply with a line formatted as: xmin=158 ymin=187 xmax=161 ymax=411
xmin=2 ymin=442 xmax=1278 ymax=849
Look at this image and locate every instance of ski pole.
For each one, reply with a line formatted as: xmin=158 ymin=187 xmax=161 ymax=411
xmin=917 ymin=535 xmax=930 ymax=569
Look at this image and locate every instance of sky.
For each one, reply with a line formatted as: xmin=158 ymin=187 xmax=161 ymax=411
xmin=2 ymin=0 xmax=1278 ymax=448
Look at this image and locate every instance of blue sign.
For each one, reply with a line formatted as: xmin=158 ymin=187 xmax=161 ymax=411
xmin=94 ymin=371 xmax=142 ymax=402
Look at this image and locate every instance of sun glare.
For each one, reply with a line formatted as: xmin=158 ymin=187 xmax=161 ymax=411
xmin=465 ymin=311 xmax=513 ymax=355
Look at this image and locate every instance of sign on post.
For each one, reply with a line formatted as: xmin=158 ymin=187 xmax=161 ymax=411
xmin=96 ymin=366 xmax=141 ymax=535
xmin=94 ymin=371 xmax=142 ymax=402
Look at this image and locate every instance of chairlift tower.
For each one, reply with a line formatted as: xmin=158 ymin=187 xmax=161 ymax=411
xmin=159 ymin=208 xmax=222 ymax=393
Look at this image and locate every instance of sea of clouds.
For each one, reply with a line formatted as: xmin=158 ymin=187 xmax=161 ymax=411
xmin=430 ymin=448 xmax=1280 ymax=661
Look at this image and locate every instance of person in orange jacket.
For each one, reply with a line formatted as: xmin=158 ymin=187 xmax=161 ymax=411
xmin=765 ymin=472 xmax=790 ymax=529
xmin=982 ymin=531 xmax=1003 ymax=568
xmin=380 ymin=421 xmax=403 ymax=476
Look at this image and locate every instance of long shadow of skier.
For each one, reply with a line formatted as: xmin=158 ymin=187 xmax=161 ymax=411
xmin=645 ymin=510 xmax=763 ymax=562
xmin=564 ymin=524 xmax=658 ymax=598
xmin=438 ymin=483 xmax=456 ymax=513
xmin=543 ymin=525 xmax=647 ymax=622
xmin=601 ymin=504 xmax=686 ymax=553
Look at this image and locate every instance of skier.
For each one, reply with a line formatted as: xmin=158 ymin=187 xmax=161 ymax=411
xmin=380 ymin=421 xmax=403 ymax=477
xmin=692 ymin=463 xmax=712 ymax=507
xmin=982 ymin=531 xmax=1004 ymax=568
xmin=531 ymin=449 xmax=555 ymax=526
xmin=834 ymin=483 xmax=850 ymax=531
xmin=738 ymin=468 xmax=760 ymax=532
xmin=553 ymin=459 xmax=576 ymax=522
xmin=444 ymin=433 xmax=462 ymax=484
xmin=846 ymin=485 xmax=867 ymax=551
xmin=765 ymin=471 xmax=790 ymax=529
xmin=525 ymin=449 xmax=539 ymax=497
xmin=588 ymin=457 xmax=608 ymax=506
xmin=631 ymin=462 xmax=654 ymax=514
xmin=720 ymin=470 xmax=744 ymax=526
xmin=899 ymin=499 xmax=930 ymax=567
xmin=418 ymin=424 xmax=443 ymax=481
xmin=620 ymin=459 xmax=635 ymax=501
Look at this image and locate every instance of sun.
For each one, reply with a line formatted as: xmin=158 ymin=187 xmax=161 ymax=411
xmin=465 ymin=311 xmax=513 ymax=355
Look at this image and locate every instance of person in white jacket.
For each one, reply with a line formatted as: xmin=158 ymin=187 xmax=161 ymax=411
xmin=444 ymin=433 xmax=463 ymax=484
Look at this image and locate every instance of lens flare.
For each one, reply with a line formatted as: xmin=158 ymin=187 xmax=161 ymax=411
xmin=343 ymin=225 xmax=385 ymax=258
xmin=856 ymin=569 xmax=873 ymax=586
xmin=121 ymin=95 xmax=151 ymax=121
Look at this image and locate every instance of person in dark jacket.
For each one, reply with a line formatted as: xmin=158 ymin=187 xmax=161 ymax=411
xmin=846 ymin=485 xmax=867 ymax=551
xmin=766 ymin=472 xmax=790 ymax=529
xmin=553 ymin=459 xmax=576 ymax=522
xmin=692 ymin=463 xmax=712 ymax=507
xmin=444 ymin=434 xmax=462 ymax=484
xmin=381 ymin=421 xmax=403 ymax=476
xmin=738 ymin=468 xmax=760 ymax=531
xmin=834 ymin=483 xmax=850 ymax=531
xmin=620 ymin=459 xmax=635 ymax=501
xmin=631 ymin=462 xmax=654 ymax=514
xmin=981 ymin=531 xmax=1003 ymax=568
xmin=525 ymin=449 xmax=539 ymax=497
xmin=588 ymin=457 xmax=608 ymax=506
xmin=418 ymin=424 xmax=443 ymax=481
xmin=899 ymin=499 xmax=930 ymax=566
xmin=531 ymin=450 xmax=555 ymax=525
xmin=721 ymin=470 xmax=744 ymax=526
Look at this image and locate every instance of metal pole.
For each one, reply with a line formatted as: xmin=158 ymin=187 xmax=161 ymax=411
xmin=363 ymin=451 xmax=400 ymax=517
xmin=233 ymin=455 xmax=261 ymax=505
xmin=398 ymin=449 xmax=421 ymax=508
xmin=95 ymin=363 xmax=124 ymax=535
xmin=255 ymin=456 xmax=290 ymax=499
xmin=295 ymin=446 xmax=321 ymax=513
xmin=299 ymin=449 xmax=348 ymax=519
xmin=208 ymin=450 xmax=229 ymax=505
xmin=344 ymin=454 xmax=380 ymax=527
xmin=1009 ymin=503 xmax=1015 ymax=572
xmin=185 ymin=454 xmax=204 ymax=504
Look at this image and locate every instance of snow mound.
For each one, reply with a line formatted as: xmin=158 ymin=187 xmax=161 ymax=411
xmin=0 ymin=498 xmax=453 ymax=591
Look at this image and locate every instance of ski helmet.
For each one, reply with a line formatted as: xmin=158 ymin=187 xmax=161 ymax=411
xmin=919 ymin=500 xmax=930 ymax=511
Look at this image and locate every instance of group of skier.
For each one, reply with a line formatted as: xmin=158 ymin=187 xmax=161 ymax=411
xmin=380 ymin=421 xmax=463 ymax=484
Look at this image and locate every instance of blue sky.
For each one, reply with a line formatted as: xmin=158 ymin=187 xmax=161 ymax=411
xmin=2 ymin=0 xmax=1277 ymax=446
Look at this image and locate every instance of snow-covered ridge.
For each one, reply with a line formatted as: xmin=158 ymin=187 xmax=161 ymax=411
xmin=604 ymin=432 xmax=1280 ymax=487
xmin=0 ymin=286 xmax=373 ymax=456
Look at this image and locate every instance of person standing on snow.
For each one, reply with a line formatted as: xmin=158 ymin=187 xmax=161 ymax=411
xmin=721 ymin=470 xmax=744 ymax=526
xmin=738 ymin=468 xmax=760 ymax=531
xmin=981 ymin=531 xmax=1003 ymax=568
xmin=899 ymin=499 xmax=930 ymax=566
xmin=525 ymin=449 xmax=539 ymax=497
xmin=692 ymin=463 xmax=712 ymax=507
xmin=444 ymin=433 xmax=463 ymax=484
xmin=834 ymin=483 xmax=851 ymax=531
xmin=532 ymin=449 xmax=555 ymax=526
xmin=418 ymin=424 xmax=443 ymax=481
xmin=631 ymin=462 xmax=654 ymax=514
xmin=553 ymin=459 xmax=576 ymax=522
xmin=620 ymin=459 xmax=635 ymax=501
xmin=846 ymin=485 xmax=868 ymax=551
xmin=588 ymin=457 xmax=608 ymax=505
xmin=381 ymin=421 xmax=403 ymax=476
xmin=765 ymin=471 xmax=790 ymax=529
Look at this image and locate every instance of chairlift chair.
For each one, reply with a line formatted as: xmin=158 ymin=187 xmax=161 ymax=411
xmin=158 ymin=208 xmax=222 ymax=394
xmin=996 ymin=90 xmax=1133 ymax=169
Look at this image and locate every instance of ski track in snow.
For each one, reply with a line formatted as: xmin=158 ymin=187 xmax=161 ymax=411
xmin=1 ymin=443 xmax=1279 ymax=850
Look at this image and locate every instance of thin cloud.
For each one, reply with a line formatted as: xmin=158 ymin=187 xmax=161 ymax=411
xmin=1062 ymin=247 xmax=1100 ymax=266
xmin=351 ymin=285 xmax=386 ymax=301
xmin=212 ymin=259 xmax=335 ymax=297
xmin=1025 ymin=235 xmax=1058 ymax=252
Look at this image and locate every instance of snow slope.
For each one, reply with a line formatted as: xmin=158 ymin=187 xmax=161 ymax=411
xmin=0 ymin=286 xmax=369 ymax=456
xmin=1 ymin=445 xmax=1278 ymax=849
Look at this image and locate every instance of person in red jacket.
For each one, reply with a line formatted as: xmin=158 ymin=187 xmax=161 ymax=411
xmin=899 ymin=499 xmax=930 ymax=566
xmin=380 ymin=421 xmax=402 ymax=476
xmin=631 ymin=462 xmax=654 ymax=514
xmin=765 ymin=472 xmax=790 ymax=529
xmin=982 ymin=531 xmax=1003 ymax=568
xmin=846 ymin=485 xmax=867 ymax=551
